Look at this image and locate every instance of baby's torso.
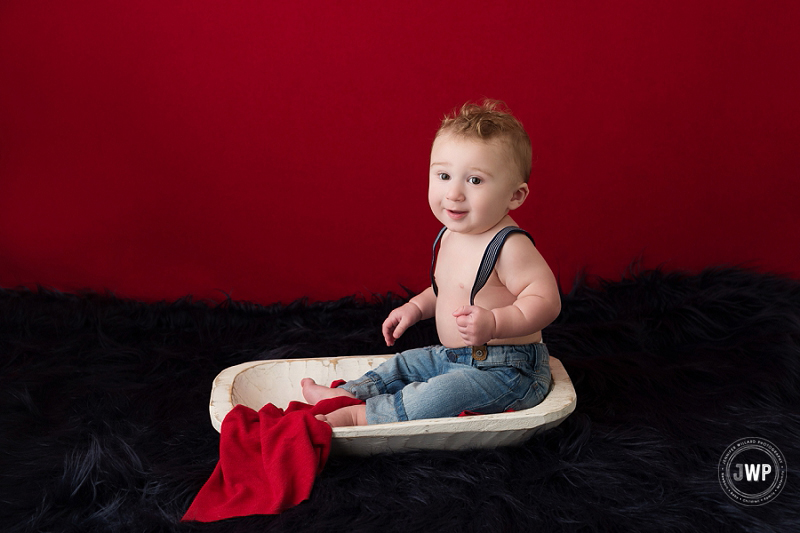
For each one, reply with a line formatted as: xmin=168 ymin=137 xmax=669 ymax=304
xmin=432 ymin=227 xmax=542 ymax=348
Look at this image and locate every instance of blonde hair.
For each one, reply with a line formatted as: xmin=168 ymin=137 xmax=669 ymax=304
xmin=436 ymin=99 xmax=532 ymax=183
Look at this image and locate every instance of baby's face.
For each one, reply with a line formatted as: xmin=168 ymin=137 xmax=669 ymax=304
xmin=428 ymin=132 xmax=528 ymax=235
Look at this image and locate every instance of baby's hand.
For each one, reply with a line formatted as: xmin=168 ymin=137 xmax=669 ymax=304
xmin=382 ymin=303 xmax=423 ymax=346
xmin=453 ymin=305 xmax=496 ymax=346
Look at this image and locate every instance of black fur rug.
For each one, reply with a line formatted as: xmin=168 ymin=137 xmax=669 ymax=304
xmin=1 ymin=267 xmax=798 ymax=533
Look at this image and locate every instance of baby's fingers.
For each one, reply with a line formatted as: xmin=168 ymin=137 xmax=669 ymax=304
xmin=457 ymin=328 xmax=474 ymax=345
xmin=382 ymin=317 xmax=400 ymax=346
xmin=452 ymin=305 xmax=472 ymax=317
xmin=392 ymin=315 xmax=414 ymax=341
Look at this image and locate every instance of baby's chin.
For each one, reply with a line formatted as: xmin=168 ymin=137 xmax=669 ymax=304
xmin=440 ymin=221 xmax=499 ymax=236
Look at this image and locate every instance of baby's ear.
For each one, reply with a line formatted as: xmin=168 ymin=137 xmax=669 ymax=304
xmin=509 ymin=183 xmax=529 ymax=210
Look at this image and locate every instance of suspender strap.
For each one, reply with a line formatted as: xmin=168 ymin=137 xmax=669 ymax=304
xmin=469 ymin=227 xmax=535 ymax=305
xmin=430 ymin=226 xmax=447 ymax=296
xmin=430 ymin=226 xmax=535 ymax=302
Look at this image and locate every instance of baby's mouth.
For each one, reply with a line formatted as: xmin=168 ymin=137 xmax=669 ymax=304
xmin=446 ymin=209 xmax=467 ymax=220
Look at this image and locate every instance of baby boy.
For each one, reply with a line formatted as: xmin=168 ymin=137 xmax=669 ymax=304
xmin=302 ymin=100 xmax=561 ymax=426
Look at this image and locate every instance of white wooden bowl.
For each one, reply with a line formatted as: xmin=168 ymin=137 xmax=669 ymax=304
xmin=210 ymin=354 xmax=576 ymax=455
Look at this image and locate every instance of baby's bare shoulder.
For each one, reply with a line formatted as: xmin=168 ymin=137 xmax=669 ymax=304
xmin=498 ymin=232 xmax=540 ymax=262
xmin=495 ymin=233 xmax=554 ymax=290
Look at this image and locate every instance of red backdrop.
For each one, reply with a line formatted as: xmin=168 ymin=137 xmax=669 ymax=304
xmin=1 ymin=1 xmax=798 ymax=304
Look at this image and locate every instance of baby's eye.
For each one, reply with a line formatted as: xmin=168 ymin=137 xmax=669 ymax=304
xmin=468 ymin=176 xmax=482 ymax=185
xmin=438 ymin=172 xmax=451 ymax=181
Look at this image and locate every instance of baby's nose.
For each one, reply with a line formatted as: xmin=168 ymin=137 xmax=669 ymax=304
xmin=446 ymin=182 xmax=465 ymax=201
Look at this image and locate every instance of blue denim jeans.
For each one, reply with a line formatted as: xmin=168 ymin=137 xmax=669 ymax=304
xmin=340 ymin=343 xmax=551 ymax=424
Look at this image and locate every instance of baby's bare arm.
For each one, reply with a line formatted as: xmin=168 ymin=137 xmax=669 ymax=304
xmin=382 ymin=287 xmax=436 ymax=346
xmin=491 ymin=235 xmax=561 ymax=339
xmin=408 ymin=286 xmax=436 ymax=318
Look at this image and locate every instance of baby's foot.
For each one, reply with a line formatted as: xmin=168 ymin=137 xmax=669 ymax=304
xmin=315 ymin=405 xmax=367 ymax=427
xmin=301 ymin=378 xmax=356 ymax=405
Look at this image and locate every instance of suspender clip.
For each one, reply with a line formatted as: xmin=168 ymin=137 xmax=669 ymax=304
xmin=471 ymin=344 xmax=488 ymax=361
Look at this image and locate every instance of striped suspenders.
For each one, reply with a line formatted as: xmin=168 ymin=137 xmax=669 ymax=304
xmin=430 ymin=226 xmax=536 ymax=305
